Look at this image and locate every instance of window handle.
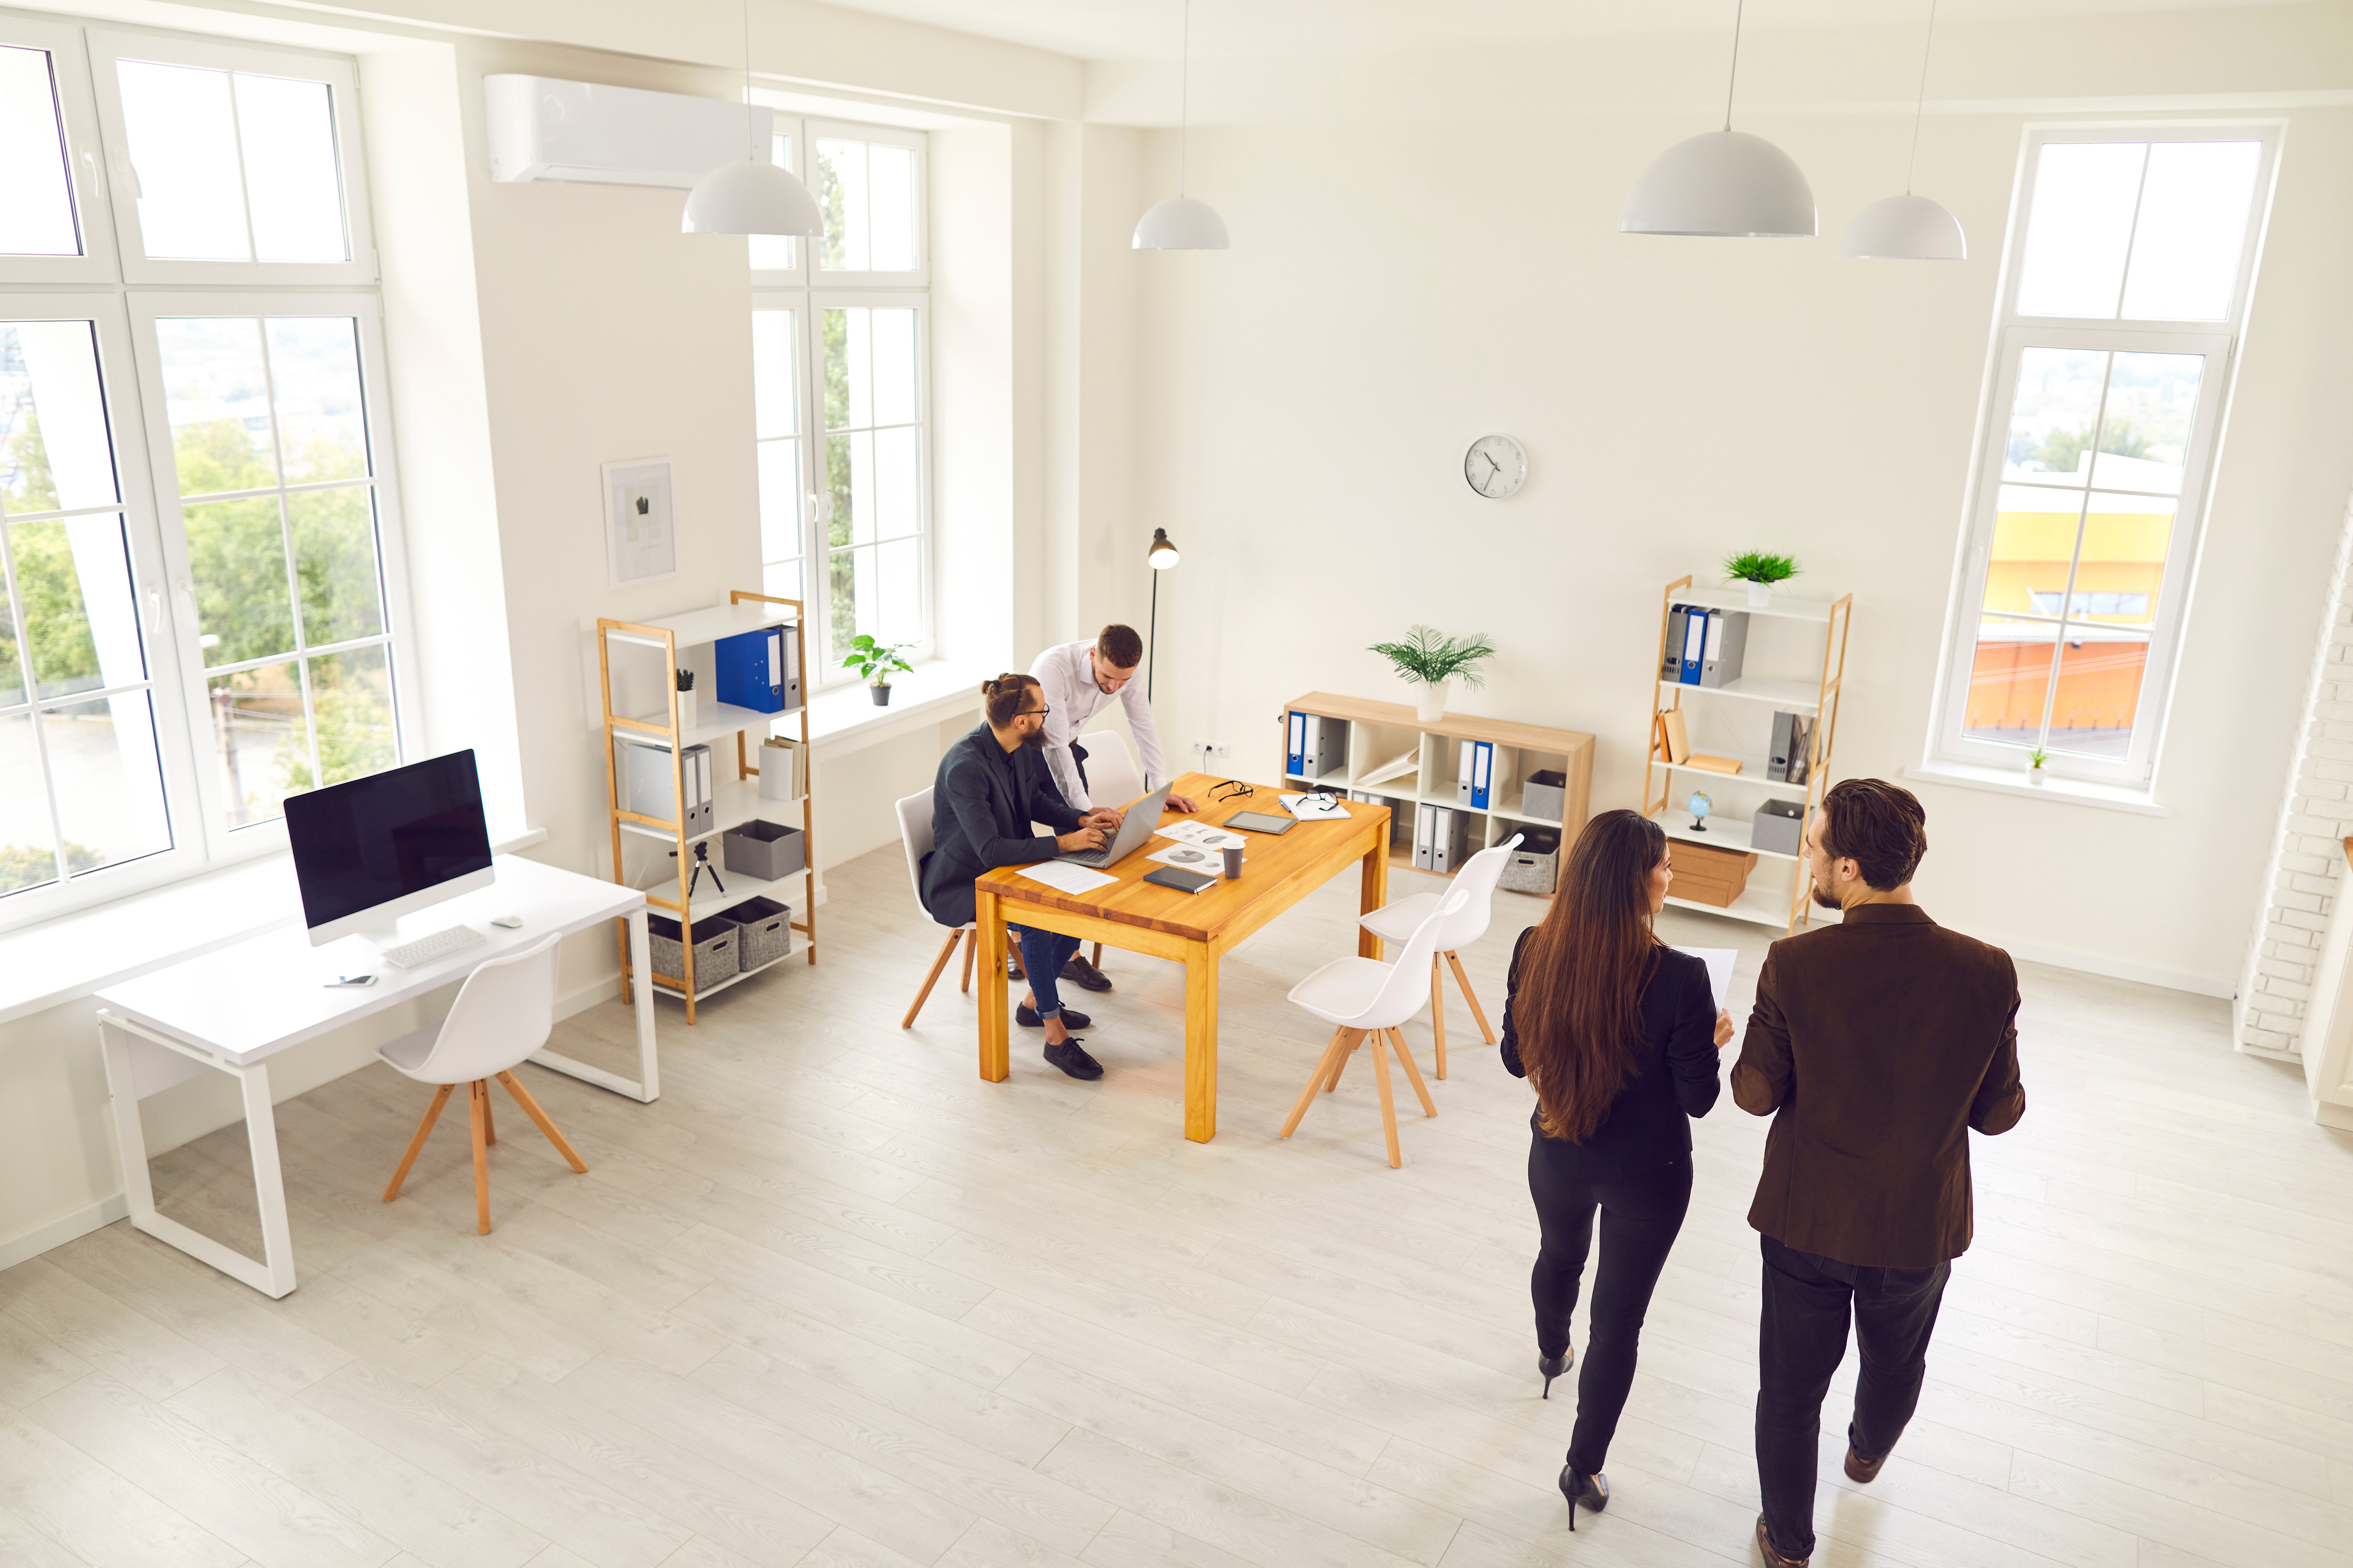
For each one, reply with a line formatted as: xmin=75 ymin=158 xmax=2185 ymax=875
xmin=143 ymin=584 xmax=161 ymax=638
xmin=114 ymin=156 xmax=142 ymax=199
xmin=809 ymin=489 xmax=831 ymax=525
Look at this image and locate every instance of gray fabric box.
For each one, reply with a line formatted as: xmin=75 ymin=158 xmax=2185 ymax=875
xmin=722 ymin=819 xmax=806 ymax=881
xmin=722 ymin=896 xmax=792 ymax=971
xmin=1753 ymin=798 xmax=1807 ymax=858
xmin=648 ymin=914 xmax=739 ymax=995
xmin=1523 ymin=769 xmax=1567 ymax=823
xmin=1499 ymin=826 xmax=1562 ymax=895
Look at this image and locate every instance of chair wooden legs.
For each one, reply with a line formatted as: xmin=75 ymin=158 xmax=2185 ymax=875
xmin=383 ymin=1084 xmax=453 ymax=1202
xmin=1283 ymin=1027 xmax=1432 ymax=1169
xmin=1091 ymin=941 xmax=1103 ymax=968
xmin=496 ymin=1070 xmax=588 ymax=1173
xmin=1446 ymin=951 xmax=1496 ymax=1043
xmin=467 ymin=1081 xmax=492 ymax=1234
xmin=382 ymin=1070 xmax=586 ymax=1236
xmin=959 ymin=927 xmax=976 ymax=993
xmin=1429 ymin=955 xmax=1447 ymax=1079
xmin=905 ymin=928 xmax=965 ymax=1028
xmin=1283 ymin=1027 xmax=1359 ymax=1138
xmin=1388 ymin=1027 xmax=1438 ymax=1118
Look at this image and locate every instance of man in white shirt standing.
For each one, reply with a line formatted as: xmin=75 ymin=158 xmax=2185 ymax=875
xmin=1026 ymin=624 xmax=1202 ymax=993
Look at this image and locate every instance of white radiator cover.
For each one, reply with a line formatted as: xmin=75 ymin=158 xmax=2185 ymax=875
xmin=484 ymin=75 xmax=772 ymax=189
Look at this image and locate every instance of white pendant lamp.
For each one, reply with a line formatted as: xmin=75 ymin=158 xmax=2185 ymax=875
xmin=1621 ymin=0 xmax=1815 ymax=239
xmin=1133 ymin=0 xmax=1229 ymax=250
xmin=1838 ymin=0 xmax=1964 ymax=259
xmin=682 ymin=0 xmax=823 ymax=238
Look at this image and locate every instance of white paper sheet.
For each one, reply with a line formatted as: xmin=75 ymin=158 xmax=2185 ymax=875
xmin=1360 ymin=749 xmax=1419 ymax=786
xmin=1147 ymin=842 xmax=1236 ymax=872
xmin=1015 ymin=860 xmax=1119 ymax=894
xmin=1157 ymin=820 xmax=1248 ymax=853
xmin=1673 ymin=946 xmax=1737 ymax=1012
xmin=1278 ymin=791 xmax=1351 ymax=821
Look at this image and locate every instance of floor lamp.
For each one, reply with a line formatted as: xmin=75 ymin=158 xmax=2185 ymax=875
xmin=1146 ymin=528 xmax=1179 ymax=702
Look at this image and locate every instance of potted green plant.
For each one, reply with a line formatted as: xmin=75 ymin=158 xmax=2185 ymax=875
xmin=1368 ymin=625 xmax=1496 ymax=723
xmin=1724 ymin=550 xmax=1800 ymax=608
xmin=673 ymin=667 xmax=697 ymax=731
xmin=842 ymin=635 xmax=915 ymax=706
xmin=2027 ymin=746 xmax=2049 ymax=786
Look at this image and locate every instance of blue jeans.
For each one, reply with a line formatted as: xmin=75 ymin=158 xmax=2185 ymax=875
xmin=1011 ymin=925 xmax=1080 ymax=1020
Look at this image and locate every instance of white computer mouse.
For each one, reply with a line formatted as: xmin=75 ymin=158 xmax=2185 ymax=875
xmin=491 ymin=914 xmax=524 ymax=929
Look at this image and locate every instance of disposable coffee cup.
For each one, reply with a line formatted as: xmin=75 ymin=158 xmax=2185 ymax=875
xmin=1221 ymin=845 xmax=1244 ymax=878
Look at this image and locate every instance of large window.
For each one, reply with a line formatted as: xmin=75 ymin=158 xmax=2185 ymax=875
xmin=0 ymin=20 xmax=403 ymax=928
xmin=752 ymin=117 xmax=929 ymax=685
xmin=1935 ymin=126 xmax=2278 ymax=787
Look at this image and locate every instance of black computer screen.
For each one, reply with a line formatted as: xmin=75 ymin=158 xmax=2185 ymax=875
xmin=284 ymin=749 xmax=493 ymax=931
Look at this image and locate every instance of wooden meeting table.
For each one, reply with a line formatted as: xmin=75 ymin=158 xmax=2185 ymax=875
xmin=974 ymin=775 xmax=1391 ymax=1142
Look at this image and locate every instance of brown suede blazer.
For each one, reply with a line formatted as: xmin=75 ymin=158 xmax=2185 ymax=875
xmin=1732 ymin=903 xmax=2025 ymax=1268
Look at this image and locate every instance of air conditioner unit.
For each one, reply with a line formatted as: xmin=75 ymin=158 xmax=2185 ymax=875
xmin=484 ymin=75 xmax=772 ymax=189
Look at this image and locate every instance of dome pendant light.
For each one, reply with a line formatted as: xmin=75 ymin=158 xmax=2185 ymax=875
xmin=1838 ymin=0 xmax=1965 ymax=259
xmin=1133 ymin=0 xmax=1229 ymax=250
xmin=1621 ymin=0 xmax=1816 ymax=239
xmin=683 ymin=0 xmax=824 ymax=238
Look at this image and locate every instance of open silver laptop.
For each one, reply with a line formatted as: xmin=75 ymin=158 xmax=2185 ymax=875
xmin=1056 ymin=784 xmax=1173 ymax=868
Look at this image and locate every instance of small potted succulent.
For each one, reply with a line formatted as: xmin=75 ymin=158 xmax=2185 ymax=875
xmin=1368 ymin=625 xmax=1496 ymax=723
xmin=1724 ymin=550 xmax=1800 ymax=608
xmin=843 ymin=635 xmax=915 ymax=706
xmin=673 ymin=667 xmax=697 ymax=731
xmin=2027 ymin=746 xmax=2049 ymax=786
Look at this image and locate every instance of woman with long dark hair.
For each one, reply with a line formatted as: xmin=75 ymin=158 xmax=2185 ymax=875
xmin=1500 ymin=809 xmax=1731 ymax=1528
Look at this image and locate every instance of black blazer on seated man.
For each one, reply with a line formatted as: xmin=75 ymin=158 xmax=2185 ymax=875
xmin=919 ymin=723 xmax=1086 ymax=930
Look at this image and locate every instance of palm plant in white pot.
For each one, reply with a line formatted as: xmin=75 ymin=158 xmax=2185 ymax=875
xmin=1369 ymin=625 xmax=1496 ymax=723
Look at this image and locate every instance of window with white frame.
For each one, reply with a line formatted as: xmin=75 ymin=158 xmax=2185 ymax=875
xmin=1934 ymin=126 xmax=2278 ymax=787
xmin=0 ymin=18 xmax=405 ymax=927
xmin=750 ymin=117 xmax=929 ymax=685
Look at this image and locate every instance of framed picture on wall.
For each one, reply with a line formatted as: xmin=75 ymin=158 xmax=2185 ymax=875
xmin=602 ymin=457 xmax=677 ymax=589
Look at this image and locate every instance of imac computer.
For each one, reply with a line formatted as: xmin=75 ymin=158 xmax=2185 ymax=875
xmin=285 ymin=749 xmax=496 ymax=957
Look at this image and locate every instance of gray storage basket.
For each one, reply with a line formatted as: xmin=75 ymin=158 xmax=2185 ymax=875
xmin=1499 ymin=826 xmax=1562 ymax=896
xmin=648 ymin=914 xmax=740 ymax=996
xmin=1522 ymin=770 xmax=1568 ymax=824
xmin=722 ymin=895 xmax=792 ymax=971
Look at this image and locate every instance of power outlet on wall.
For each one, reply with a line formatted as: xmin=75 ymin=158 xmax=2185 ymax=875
xmin=1191 ymin=740 xmax=1229 ymax=764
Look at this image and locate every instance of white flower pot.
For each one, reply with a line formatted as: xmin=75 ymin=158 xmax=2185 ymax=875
xmin=1746 ymin=582 xmax=1773 ymax=608
xmin=674 ymin=690 xmax=697 ymax=731
xmin=1415 ymin=680 xmax=1449 ymax=723
xmin=2027 ymin=767 xmax=2046 ymax=787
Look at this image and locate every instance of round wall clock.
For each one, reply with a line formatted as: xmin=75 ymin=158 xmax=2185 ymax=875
xmin=1464 ymin=434 xmax=1527 ymax=500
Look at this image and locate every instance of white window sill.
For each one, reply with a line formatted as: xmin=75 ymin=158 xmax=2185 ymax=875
xmin=1902 ymin=762 xmax=2170 ymax=817
xmin=805 ymin=659 xmax=986 ymax=759
xmin=0 ymin=826 xmax=548 ymax=1030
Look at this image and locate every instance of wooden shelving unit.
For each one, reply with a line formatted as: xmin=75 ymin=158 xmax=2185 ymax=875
xmin=1644 ymin=578 xmax=1853 ymax=934
xmin=1278 ymin=692 xmax=1595 ymax=894
xmin=597 ymin=590 xmax=817 ymax=1023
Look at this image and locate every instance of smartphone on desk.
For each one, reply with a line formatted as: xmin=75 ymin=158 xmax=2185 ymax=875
xmin=324 ymin=973 xmax=378 ymax=988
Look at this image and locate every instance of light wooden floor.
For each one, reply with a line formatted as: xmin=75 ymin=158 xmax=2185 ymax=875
xmin=5 ymin=844 xmax=2353 ymax=1568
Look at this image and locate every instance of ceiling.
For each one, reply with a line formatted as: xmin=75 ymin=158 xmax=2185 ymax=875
xmin=791 ymin=0 xmax=2316 ymax=63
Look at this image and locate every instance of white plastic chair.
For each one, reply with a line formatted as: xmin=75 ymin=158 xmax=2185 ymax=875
xmin=1358 ymin=834 xmax=1521 ymax=1079
xmin=898 ymin=787 xmax=980 ymax=1027
xmin=378 ymin=933 xmax=587 ymax=1234
xmin=1281 ymin=888 xmax=1468 ymax=1168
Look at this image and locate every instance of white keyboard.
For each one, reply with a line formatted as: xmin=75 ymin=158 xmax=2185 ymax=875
xmin=380 ymin=924 xmax=486 ymax=969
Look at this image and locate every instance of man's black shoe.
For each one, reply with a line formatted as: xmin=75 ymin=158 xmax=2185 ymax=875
xmin=1061 ymin=955 xmax=1113 ymax=993
xmin=1044 ymin=1039 xmax=1104 ymax=1080
xmin=1017 ymin=1004 xmax=1089 ymax=1030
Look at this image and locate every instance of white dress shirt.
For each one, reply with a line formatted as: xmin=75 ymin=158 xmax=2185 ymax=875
xmin=1028 ymin=638 xmax=1168 ymax=811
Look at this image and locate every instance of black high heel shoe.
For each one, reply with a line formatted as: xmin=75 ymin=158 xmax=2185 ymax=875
xmin=1537 ymin=1351 xmax=1570 ymax=1398
xmin=1558 ymin=1466 xmax=1608 ymax=1530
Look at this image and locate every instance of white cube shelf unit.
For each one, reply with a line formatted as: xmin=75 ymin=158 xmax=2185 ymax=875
xmin=1646 ymin=576 xmax=1853 ymax=934
xmin=598 ymin=589 xmax=817 ymax=1024
xmin=1279 ymin=691 xmax=1595 ymax=892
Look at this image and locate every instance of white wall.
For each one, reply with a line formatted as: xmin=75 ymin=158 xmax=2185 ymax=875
xmin=1122 ymin=40 xmax=2353 ymax=992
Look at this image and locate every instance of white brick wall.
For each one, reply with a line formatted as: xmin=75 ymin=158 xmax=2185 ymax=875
xmin=2236 ymin=491 xmax=2353 ymax=1057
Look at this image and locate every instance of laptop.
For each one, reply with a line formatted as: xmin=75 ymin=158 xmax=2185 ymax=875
xmin=1057 ymin=784 xmax=1173 ymax=869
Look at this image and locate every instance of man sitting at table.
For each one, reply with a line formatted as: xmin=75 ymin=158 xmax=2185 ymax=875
xmin=920 ymin=673 xmax=1123 ymax=1081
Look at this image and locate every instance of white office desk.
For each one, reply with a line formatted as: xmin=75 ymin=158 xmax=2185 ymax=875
xmin=93 ymin=856 xmax=654 ymax=1297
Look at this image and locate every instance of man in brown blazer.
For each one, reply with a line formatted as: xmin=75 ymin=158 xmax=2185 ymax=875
xmin=1732 ymin=779 xmax=2024 ymax=1568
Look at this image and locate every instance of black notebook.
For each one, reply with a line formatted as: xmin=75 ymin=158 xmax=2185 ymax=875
xmin=1143 ymin=865 xmax=1217 ymax=894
